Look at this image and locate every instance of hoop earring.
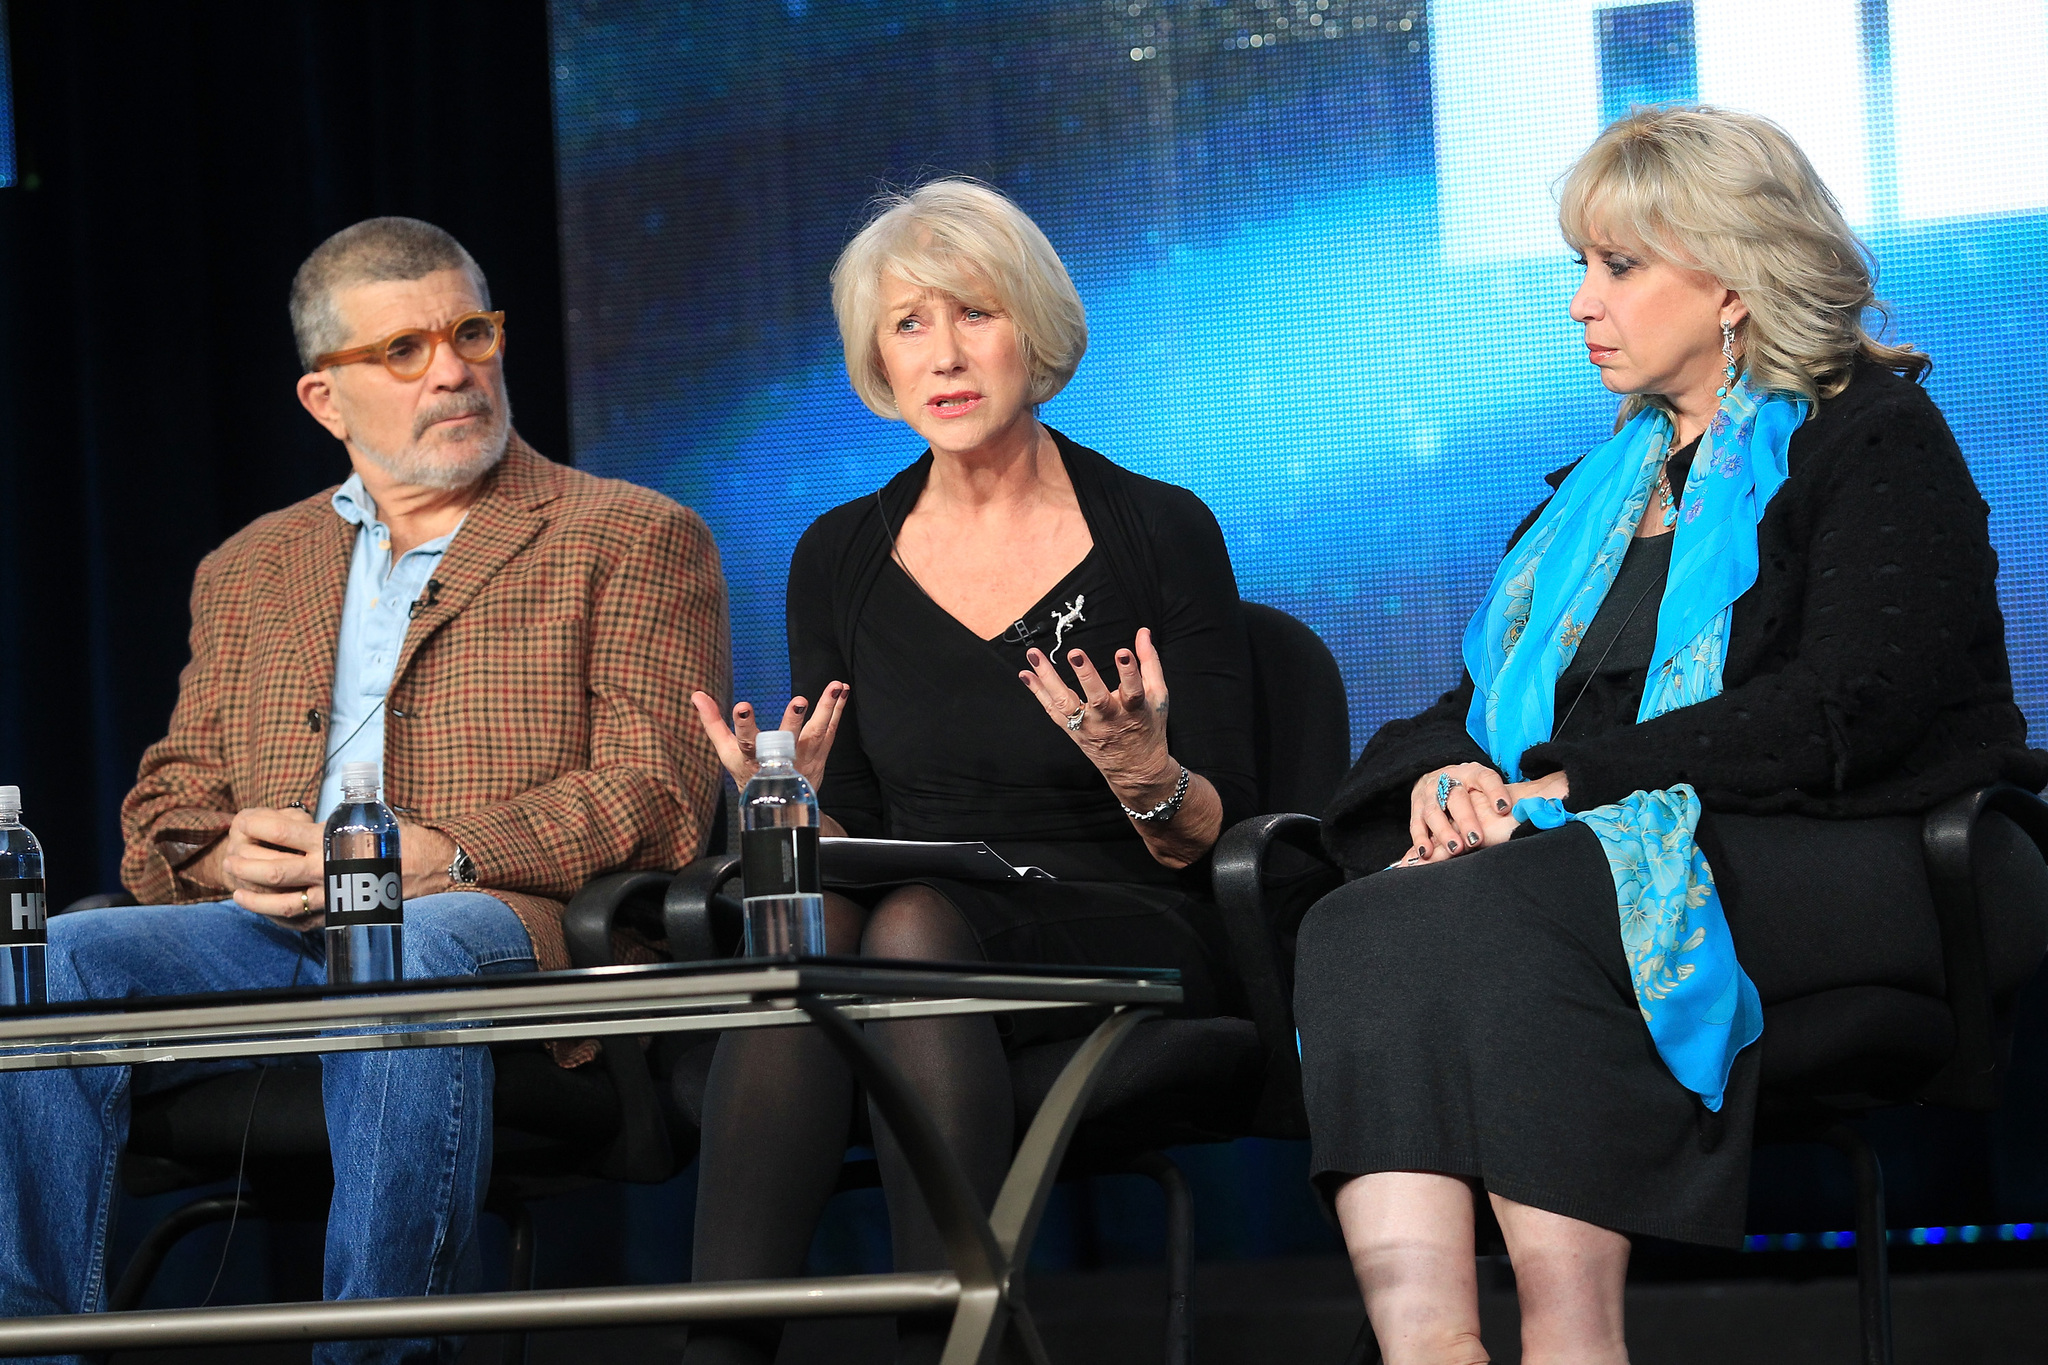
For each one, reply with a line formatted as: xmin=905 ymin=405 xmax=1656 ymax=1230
xmin=1717 ymin=320 xmax=1737 ymax=397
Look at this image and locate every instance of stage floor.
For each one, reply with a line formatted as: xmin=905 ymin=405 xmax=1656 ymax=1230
xmin=101 ymin=1254 xmax=2048 ymax=1364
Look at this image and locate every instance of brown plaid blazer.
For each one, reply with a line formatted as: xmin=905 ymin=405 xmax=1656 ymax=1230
xmin=120 ymin=437 xmax=730 ymax=975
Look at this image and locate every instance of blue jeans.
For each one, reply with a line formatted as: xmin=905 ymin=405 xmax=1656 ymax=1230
xmin=0 ymin=893 xmax=535 ymax=1365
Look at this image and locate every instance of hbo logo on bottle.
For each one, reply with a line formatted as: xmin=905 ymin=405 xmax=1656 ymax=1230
xmin=328 ymin=870 xmax=402 ymax=918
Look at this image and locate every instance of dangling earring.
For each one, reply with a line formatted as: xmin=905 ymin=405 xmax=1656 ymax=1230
xmin=1716 ymin=319 xmax=1737 ymax=398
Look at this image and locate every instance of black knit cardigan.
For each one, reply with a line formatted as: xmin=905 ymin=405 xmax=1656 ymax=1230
xmin=1323 ymin=359 xmax=2048 ymax=874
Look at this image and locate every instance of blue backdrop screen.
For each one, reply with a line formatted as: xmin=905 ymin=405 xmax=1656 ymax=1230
xmin=549 ymin=0 xmax=2048 ymax=765
xmin=0 ymin=1 xmax=16 ymax=189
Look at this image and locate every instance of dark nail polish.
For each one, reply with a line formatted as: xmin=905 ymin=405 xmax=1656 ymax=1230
xmin=1496 ymin=798 xmax=1509 ymax=812
xmin=1469 ymin=831 xmax=1482 ymax=845
xmin=1445 ymin=838 xmax=1460 ymax=851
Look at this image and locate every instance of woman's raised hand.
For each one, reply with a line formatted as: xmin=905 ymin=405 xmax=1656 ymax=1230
xmin=690 ymin=683 xmax=849 ymax=794
xmin=1019 ymin=627 xmax=1175 ymax=795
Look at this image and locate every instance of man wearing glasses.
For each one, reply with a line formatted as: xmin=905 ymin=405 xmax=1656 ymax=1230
xmin=0 ymin=217 xmax=729 ymax=1361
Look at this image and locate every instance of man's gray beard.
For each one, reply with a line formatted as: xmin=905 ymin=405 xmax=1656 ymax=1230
xmin=353 ymin=390 xmax=514 ymax=491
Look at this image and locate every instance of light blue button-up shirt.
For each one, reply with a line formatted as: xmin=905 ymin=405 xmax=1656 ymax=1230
xmin=316 ymin=475 xmax=461 ymax=820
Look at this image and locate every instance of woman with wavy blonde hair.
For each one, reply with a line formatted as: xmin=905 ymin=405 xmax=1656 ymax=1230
xmin=1294 ymin=107 xmax=2048 ymax=1364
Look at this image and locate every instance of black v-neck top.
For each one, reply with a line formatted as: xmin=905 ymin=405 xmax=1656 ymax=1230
xmin=785 ymin=430 xmax=1258 ymax=885
xmin=1550 ymin=531 xmax=1673 ymax=745
xmin=1547 ymin=434 xmax=1698 ymax=745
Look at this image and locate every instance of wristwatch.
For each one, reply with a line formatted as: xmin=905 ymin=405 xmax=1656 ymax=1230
xmin=447 ymin=842 xmax=479 ymax=888
xmin=1121 ymin=765 xmax=1192 ymax=823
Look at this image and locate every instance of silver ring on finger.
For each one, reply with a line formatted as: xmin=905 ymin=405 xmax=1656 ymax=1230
xmin=1435 ymin=773 xmax=1461 ymax=812
xmin=1065 ymin=703 xmax=1087 ymax=732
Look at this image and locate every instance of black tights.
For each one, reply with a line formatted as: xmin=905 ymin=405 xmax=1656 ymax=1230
xmin=684 ymin=885 xmax=1012 ymax=1365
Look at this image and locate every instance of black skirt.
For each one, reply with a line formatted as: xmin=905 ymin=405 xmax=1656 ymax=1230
xmin=867 ymin=876 xmax=1232 ymax=1047
xmin=1294 ymin=810 xmax=1991 ymax=1248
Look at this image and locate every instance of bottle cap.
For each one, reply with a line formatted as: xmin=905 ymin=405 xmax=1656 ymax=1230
xmin=755 ymin=730 xmax=797 ymax=764
xmin=0 ymin=786 xmax=18 ymax=817
xmin=340 ymin=761 xmax=380 ymax=791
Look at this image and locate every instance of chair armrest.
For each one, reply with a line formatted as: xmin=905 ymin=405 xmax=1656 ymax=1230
xmin=1213 ymin=813 xmax=1325 ymax=1053
xmin=1212 ymin=812 xmax=1343 ymax=1139
xmin=665 ymin=853 xmax=744 ymax=962
xmin=561 ymin=871 xmax=676 ymax=969
xmin=1918 ymin=784 xmax=2048 ymax=1109
xmin=557 ymin=871 xmax=693 ymax=1182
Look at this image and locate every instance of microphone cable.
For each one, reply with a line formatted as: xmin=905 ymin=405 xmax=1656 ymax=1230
xmin=199 ymin=948 xmax=309 ymax=1308
xmin=197 ymin=569 xmax=440 ymax=1299
xmin=289 ymin=700 xmax=388 ymax=814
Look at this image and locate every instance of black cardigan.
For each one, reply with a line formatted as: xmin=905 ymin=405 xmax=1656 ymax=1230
xmin=1324 ymin=359 xmax=2048 ymax=874
xmin=787 ymin=427 xmax=1260 ymax=843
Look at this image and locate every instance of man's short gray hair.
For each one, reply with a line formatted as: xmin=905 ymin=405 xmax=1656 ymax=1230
xmin=289 ymin=217 xmax=491 ymax=371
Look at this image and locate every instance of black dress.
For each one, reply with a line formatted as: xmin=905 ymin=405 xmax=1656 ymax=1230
xmin=786 ymin=428 xmax=1259 ymax=1017
xmin=680 ymin=435 xmax=1260 ymax=1365
xmin=1295 ymin=364 xmax=2048 ymax=1247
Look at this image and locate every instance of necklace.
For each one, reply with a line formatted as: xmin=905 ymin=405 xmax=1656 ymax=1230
xmin=1655 ymin=437 xmax=1681 ymax=530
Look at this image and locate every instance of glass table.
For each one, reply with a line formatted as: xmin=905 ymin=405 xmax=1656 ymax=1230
xmin=0 ymin=957 xmax=1181 ymax=1363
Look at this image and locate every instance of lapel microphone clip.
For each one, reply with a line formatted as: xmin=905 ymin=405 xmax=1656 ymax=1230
xmin=407 ymin=578 xmax=444 ymax=621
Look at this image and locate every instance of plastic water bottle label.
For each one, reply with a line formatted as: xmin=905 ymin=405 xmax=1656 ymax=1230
xmin=0 ymin=878 xmax=45 ymax=946
xmin=325 ymin=858 xmax=405 ymax=927
xmin=741 ymin=827 xmax=820 ymax=899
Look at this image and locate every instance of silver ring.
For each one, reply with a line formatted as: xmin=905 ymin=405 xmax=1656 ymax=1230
xmin=1065 ymin=704 xmax=1086 ymax=732
xmin=1435 ymin=774 xmax=1460 ymax=811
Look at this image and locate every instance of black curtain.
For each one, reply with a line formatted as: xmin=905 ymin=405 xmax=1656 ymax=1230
xmin=0 ymin=0 xmax=570 ymax=903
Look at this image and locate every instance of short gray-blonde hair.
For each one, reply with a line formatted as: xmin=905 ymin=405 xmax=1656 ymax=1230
xmin=1559 ymin=105 xmax=1925 ymax=420
xmin=289 ymin=217 xmax=490 ymax=371
xmin=830 ymin=180 xmax=1088 ymax=420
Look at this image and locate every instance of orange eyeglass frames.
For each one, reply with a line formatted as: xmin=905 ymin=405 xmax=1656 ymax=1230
xmin=313 ymin=311 xmax=506 ymax=380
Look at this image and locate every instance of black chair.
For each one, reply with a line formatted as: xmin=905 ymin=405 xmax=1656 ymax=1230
xmin=1747 ymin=787 xmax=2048 ymax=1365
xmin=1213 ymin=786 xmax=2048 ymax=1365
xmin=579 ymin=599 xmax=1352 ymax=1365
xmin=54 ymin=832 xmax=721 ymax=1364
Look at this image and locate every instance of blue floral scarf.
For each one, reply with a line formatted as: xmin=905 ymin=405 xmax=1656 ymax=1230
xmin=1459 ymin=374 xmax=1804 ymax=1110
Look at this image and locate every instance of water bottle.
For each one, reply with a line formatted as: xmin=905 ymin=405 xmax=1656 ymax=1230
xmin=323 ymin=761 xmax=404 ymax=984
xmin=0 ymin=787 xmax=46 ymax=1008
xmin=740 ymin=730 xmax=825 ymax=956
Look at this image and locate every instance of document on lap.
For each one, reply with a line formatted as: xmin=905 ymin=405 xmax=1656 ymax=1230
xmin=820 ymin=838 xmax=1055 ymax=886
